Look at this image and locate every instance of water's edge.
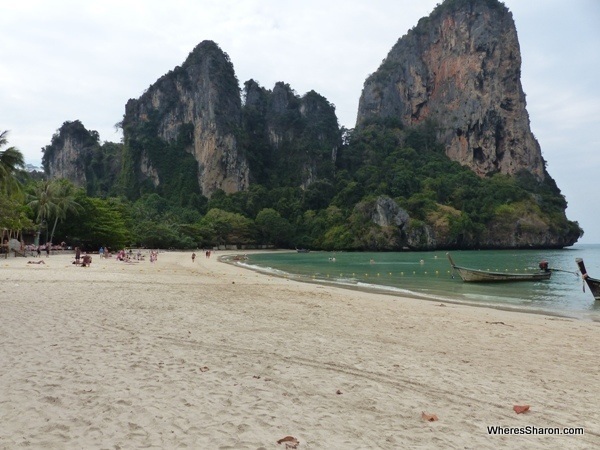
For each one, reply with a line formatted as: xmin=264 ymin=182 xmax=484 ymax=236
xmin=220 ymin=253 xmax=595 ymax=322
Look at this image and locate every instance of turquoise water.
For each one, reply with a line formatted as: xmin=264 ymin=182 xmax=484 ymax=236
xmin=236 ymin=244 xmax=600 ymax=320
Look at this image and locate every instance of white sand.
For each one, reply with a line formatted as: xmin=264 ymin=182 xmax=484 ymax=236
xmin=0 ymin=250 xmax=598 ymax=449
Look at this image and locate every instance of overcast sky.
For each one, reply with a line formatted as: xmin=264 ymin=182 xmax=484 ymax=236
xmin=2 ymin=0 xmax=599 ymax=243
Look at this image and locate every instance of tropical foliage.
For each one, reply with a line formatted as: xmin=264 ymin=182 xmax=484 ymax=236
xmin=0 ymin=130 xmax=26 ymax=196
xmin=7 ymin=85 xmax=582 ymax=251
xmin=0 ymin=131 xmax=33 ymax=233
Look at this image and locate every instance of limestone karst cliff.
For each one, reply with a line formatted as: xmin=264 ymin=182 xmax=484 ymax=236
xmin=120 ymin=41 xmax=340 ymax=200
xmin=357 ymin=0 xmax=545 ymax=180
xmin=242 ymin=80 xmax=340 ymax=188
xmin=122 ymin=40 xmax=249 ymax=198
xmin=42 ymin=120 xmax=97 ymax=187
xmin=42 ymin=120 xmax=122 ymax=196
xmin=38 ymin=0 xmax=582 ymax=250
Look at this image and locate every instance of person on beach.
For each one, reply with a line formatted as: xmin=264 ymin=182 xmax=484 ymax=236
xmin=27 ymin=260 xmax=45 ymax=264
xmin=36 ymin=245 xmax=41 ymax=257
xmin=81 ymin=254 xmax=92 ymax=267
xmin=192 ymin=252 xmax=196 ymax=262
xmin=75 ymin=247 xmax=81 ymax=265
xmin=45 ymin=243 xmax=50 ymax=258
xmin=99 ymin=246 xmax=104 ymax=258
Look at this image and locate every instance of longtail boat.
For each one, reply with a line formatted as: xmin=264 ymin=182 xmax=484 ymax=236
xmin=446 ymin=253 xmax=552 ymax=282
xmin=575 ymin=258 xmax=600 ymax=300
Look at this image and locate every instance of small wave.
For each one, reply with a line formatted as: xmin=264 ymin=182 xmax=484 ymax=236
xmin=236 ymin=262 xmax=291 ymax=277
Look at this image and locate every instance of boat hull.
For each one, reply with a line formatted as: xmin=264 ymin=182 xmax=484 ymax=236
xmin=576 ymin=258 xmax=600 ymax=300
xmin=447 ymin=252 xmax=552 ymax=283
xmin=453 ymin=266 xmax=552 ymax=282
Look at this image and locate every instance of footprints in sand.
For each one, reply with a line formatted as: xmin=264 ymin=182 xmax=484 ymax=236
xmin=41 ymin=396 xmax=62 ymax=405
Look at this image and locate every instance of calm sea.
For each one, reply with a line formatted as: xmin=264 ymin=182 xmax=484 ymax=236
xmin=235 ymin=244 xmax=600 ymax=320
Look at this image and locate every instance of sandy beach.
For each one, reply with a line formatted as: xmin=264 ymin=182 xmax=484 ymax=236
xmin=1 ymin=250 xmax=598 ymax=449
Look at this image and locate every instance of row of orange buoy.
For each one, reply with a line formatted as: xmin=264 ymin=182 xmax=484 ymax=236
xmin=308 ymin=267 xmax=542 ymax=279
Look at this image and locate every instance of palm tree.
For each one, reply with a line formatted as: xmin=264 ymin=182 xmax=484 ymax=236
xmin=27 ymin=180 xmax=57 ymax=245
xmin=0 ymin=130 xmax=25 ymax=195
xmin=48 ymin=180 xmax=82 ymax=244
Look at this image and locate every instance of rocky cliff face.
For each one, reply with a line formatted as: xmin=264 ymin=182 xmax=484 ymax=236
xmin=44 ymin=135 xmax=88 ymax=186
xmin=42 ymin=120 xmax=99 ymax=187
xmin=359 ymin=195 xmax=577 ymax=251
xmin=357 ymin=0 xmax=545 ymax=180
xmin=42 ymin=120 xmax=123 ymax=197
xmin=122 ymin=41 xmax=249 ymax=197
xmin=242 ymin=80 xmax=340 ymax=188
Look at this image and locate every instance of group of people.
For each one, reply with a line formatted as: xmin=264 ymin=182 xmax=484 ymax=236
xmin=114 ymin=248 xmax=149 ymax=262
xmin=25 ymin=242 xmax=69 ymax=257
xmin=192 ymin=249 xmax=221 ymax=262
xmin=72 ymin=247 xmax=159 ymax=265
xmin=74 ymin=247 xmax=92 ymax=267
xmin=29 ymin=243 xmax=51 ymax=258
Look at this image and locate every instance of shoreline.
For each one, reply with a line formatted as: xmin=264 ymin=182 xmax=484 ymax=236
xmin=1 ymin=250 xmax=598 ymax=448
xmin=221 ymin=252 xmax=599 ymax=323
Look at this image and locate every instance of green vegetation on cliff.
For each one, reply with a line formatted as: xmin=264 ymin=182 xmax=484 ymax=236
xmin=122 ymin=111 xmax=202 ymax=208
xmin=34 ymin=29 xmax=581 ymax=250
xmin=242 ymin=81 xmax=340 ymax=188
xmin=42 ymin=120 xmax=123 ymax=198
xmin=34 ymin=114 xmax=581 ymax=251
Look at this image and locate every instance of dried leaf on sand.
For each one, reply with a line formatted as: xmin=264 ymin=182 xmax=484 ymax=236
xmin=513 ymin=405 xmax=530 ymax=414
xmin=277 ymin=435 xmax=300 ymax=448
xmin=421 ymin=411 xmax=439 ymax=422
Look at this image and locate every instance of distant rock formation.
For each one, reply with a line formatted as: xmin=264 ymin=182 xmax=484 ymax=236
xmin=121 ymin=41 xmax=340 ymax=199
xmin=38 ymin=1 xmax=581 ymax=250
xmin=122 ymin=41 xmax=249 ymax=197
xmin=242 ymin=80 xmax=340 ymax=188
xmin=357 ymin=0 xmax=546 ymax=180
xmin=42 ymin=120 xmax=123 ymax=196
xmin=42 ymin=120 xmax=99 ymax=186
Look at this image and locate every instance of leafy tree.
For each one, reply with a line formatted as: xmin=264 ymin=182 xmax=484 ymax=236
xmin=0 ymin=194 xmax=34 ymax=231
xmin=302 ymin=180 xmax=335 ymax=210
xmin=56 ymin=193 xmax=129 ymax=250
xmin=133 ymin=221 xmax=196 ymax=249
xmin=207 ymin=189 xmax=239 ymax=213
xmin=199 ymin=208 xmax=255 ymax=246
xmin=255 ymin=208 xmax=292 ymax=246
